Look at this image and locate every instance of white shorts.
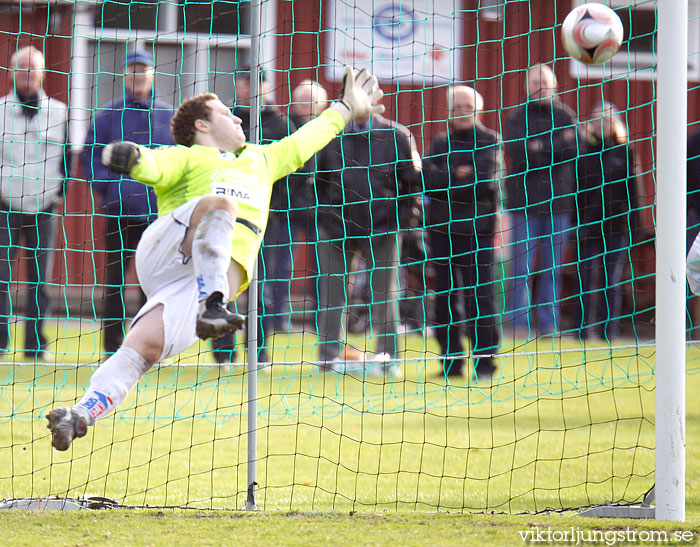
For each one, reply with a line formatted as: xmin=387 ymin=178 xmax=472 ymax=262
xmin=133 ymin=198 xmax=203 ymax=360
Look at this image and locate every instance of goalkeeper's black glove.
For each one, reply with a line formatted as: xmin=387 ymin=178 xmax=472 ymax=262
xmin=329 ymin=66 xmax=385 ymax=124
xmin=102 ymin=141 xmax=141 ymax=175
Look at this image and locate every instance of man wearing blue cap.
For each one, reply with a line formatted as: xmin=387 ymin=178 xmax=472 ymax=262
xmin=82 ymin=50 xmax=175 ymax=357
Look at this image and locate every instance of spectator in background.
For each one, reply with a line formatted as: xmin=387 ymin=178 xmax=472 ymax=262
xmin=289 ymin=79 xmax=329 ymax=320
xmin=424 ymin=85 xmax=501 ymax=380
xmin=82 ymin=50 xmax=174 ymax=357
xmin=0 ymin=46 xmax=68 ymax=361
xmin=213 ymin=66 xmax=310 ymax=364
xmin=686 ymin=126 xmax=700 ymax=336
xmin=315 ymin=106 xmax=421 ymax=376
xmin=688 ymin=126 xmax=700 ymax=254
xmin=577 ymin=101 xmax=639 ymax=340
xmin=289 ymin=79 xmax=328 ymax=127
xmin=503 ymin=64 xmax=578 ymax=337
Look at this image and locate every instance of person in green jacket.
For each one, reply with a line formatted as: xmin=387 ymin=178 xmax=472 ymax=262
xmin=47 ymin=67 xmax=384 ymax=451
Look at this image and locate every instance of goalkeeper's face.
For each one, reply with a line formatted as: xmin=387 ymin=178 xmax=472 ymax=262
xmin=200 ymin=99 xmax=246 ymax=152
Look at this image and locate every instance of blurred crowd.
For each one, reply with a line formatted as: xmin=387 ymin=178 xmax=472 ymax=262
xmin=2 ymin=46 xmax=673 ymax=380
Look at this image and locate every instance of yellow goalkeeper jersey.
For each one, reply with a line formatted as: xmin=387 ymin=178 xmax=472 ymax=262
xmin=130 ymin=108 xmax=345 ymax=294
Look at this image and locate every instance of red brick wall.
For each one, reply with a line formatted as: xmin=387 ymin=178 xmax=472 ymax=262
xmin=277 ymin=0 xmax=670 ymax=224
xmin=1 ymin=0 xmax=697 ymax=300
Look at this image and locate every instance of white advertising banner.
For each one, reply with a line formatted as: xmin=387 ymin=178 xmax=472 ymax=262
xmin=325 ymin=0 xmax=463 ymax=83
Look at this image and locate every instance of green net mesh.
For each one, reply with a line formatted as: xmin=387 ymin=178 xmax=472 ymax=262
xmin=0 ymin=0 xmax=693 ymax=512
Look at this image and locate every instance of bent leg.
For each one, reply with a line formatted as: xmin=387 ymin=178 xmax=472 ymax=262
xmin=181 ymin=195 xmax=245 ymax=340
xmin=47 ymin=305 xmax=165 ymax=451
xmin=186 ymin=196 xmax=238 ymax=303
xmin=77 ymin=304 xmax=165 ymax=422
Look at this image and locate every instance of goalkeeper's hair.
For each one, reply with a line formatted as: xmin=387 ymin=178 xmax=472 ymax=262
xmin=171 ymin=92 xmax=219 ymax=146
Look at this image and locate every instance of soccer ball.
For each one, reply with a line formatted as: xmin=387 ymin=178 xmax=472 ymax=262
xmin=561 ymin=3 xmax=623 ymax=64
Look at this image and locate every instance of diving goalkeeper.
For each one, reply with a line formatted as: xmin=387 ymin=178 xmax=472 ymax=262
xmin=47 ymin=67 xmax=384 ymax=451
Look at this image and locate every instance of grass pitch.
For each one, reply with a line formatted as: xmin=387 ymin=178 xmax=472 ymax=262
xmin=0 ymin=510 xmax=698 ymax=546
xmin=0 ymin=320 xmax=698 ymax=523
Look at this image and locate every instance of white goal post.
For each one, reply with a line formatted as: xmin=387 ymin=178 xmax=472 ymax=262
xmin=655 ymin=0 xmax=687 ymax=522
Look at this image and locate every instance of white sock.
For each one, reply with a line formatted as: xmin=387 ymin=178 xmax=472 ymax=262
xmin=192 ymin=209 xmax=235 ymax=303
xmin=75 ymin=347 xmax=151 ymax=424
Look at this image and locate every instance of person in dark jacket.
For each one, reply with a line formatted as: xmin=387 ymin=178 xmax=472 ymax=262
xmin=503 ymin=64 xmax=578 ymax=336
xmin=212 ymin=67 xmax=310 ymax=364
xmin=686 ymin=127 xmax=700 ymax=334
xmin=82 ymin=50 xmax=174 ymax=356
xmin=315 ymin=110 xmax=421 ymax=376
xmin=424 ymin=85 xmax=501 ymax=380
xmin=687 ymin=127 xmax=700 ymax=254
xmin=577 ymin=101 xmax=638 ymax=339
xmin=288 ymin=80 xmax=330 ymax=318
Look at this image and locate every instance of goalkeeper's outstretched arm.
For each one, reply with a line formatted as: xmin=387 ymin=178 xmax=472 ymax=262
xmin=101 ymin=67 xmax=387 ymax=185
xmin=264 ymin=66 xmax=386 ymax=183
xmin=101 ymin=139 xmax=189 ymax=190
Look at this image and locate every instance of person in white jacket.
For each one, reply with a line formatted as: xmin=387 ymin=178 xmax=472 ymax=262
xmin=0 ymin=46 xmax=67 ymax=360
